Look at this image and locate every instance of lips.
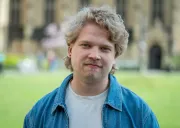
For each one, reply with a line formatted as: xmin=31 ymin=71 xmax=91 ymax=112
xmin=84 ymin=63 xmax=102 ymax=68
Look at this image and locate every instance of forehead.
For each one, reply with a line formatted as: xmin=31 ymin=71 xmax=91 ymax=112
xmin=81 ymin=22 xmax=109 ymax=37
xmin=76 ymin=22 xmax=113 ymax=46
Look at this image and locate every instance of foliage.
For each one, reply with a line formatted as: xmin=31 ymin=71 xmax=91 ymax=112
xmin=172 ymin=54 xmax=180 ymax=70
xmin=3 ymin=54 xmax=25 ymax=69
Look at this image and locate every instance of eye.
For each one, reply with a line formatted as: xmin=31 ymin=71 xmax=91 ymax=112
xmin=101 ymin=47 xmax=111 ymax=52
xmin=81 ymin=43 xmax=91 ymax=48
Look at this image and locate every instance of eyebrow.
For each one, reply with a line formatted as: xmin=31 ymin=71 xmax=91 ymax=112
xmin=79 ymin=40 xmax=114 ymax=48
xmin=101 ymin=44 xmax=113 ymax=49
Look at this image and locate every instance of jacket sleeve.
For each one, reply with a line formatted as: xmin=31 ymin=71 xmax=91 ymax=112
xmin=143 ymin=110 xmax=160 ymax=128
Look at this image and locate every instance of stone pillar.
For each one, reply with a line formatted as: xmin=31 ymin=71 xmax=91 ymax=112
xmin=173 ymin=0 xmax=180 ymax=54
xmin=23 ymin=0 xmax=35 ymax=55
xmin=0 ymin=0 xmax=10 ymax=52
xmin=134 ymin=0 xmax=148 ymax=72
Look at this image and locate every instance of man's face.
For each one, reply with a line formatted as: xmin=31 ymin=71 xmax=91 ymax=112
xmin=68 ymin=22 xmax=116 ymax=81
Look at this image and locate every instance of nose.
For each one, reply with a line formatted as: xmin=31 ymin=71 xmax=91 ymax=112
xmin=88 ymin=48 xmax=101 ymax=60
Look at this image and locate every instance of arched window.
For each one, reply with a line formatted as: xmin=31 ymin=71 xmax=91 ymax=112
xmin=9 ymin=0 xmax=21 ymax=25
xmin=45 ymin=0 xmax=55 ymax=25
xmin=116 ymin=0 xmax=126 ymax=20
xmin=151 ymin=0 xmax=164 ymax=24
xmin=79 ymin=0 xmax=91 ymax=8
xmin=8 ymin=0 xmax=24 ymax=45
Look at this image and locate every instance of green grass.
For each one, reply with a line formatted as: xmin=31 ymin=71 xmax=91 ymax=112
xmin=0 ymin=70 xmax=179 ymax=128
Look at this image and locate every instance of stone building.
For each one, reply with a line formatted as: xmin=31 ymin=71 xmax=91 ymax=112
xmin=0 ymin=0 xmax=180 ymax=70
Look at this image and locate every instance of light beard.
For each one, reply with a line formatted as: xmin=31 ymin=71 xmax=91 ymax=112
xmin=82 ymin=70 xmax=105 ymax=84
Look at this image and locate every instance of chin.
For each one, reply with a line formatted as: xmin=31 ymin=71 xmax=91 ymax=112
xmin=84 ymin=72 xmax=102 ymax=81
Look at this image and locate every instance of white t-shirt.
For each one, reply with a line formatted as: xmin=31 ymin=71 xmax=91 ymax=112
xmin=65 ymin=84 xmax=108 ymax=128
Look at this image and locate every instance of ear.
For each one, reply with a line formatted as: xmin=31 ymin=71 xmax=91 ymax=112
xmin=68 ymin=45 xmax=73 ymax=58
xmin=112 ymin=61 xmax=118 ymax=70
xmin=112 ymin=59 xmax=116 ymax=65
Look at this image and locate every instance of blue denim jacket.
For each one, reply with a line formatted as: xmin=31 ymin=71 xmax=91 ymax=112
xmin=24 ymin=74 xmax=159 ymax=128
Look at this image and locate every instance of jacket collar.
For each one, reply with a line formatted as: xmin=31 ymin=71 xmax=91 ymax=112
xmin=51 ymin=74 xmax=122 ymax=114
xmin=104 ymin=74 xmax=122 ymax=111
xmin=51 ymin=74 xmax=73 ymax=114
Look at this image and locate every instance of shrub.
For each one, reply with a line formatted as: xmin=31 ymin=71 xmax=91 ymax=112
xmin=172 ymin=54 xmax=180 ymax=70
xmin=4 ymin=54 xmax=25 ymax=69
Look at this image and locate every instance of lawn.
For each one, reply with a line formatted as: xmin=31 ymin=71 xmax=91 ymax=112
xmin=0 ymin=70 xmax=179 ymax=128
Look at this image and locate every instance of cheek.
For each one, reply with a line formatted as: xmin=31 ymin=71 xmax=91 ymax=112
xmin=71 ymin=52 xmax=85 ymax=66
xmin=103 ymin=55 xmax=115 ymax=65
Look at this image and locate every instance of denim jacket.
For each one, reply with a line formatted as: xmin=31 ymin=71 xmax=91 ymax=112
xmin=24 ymin=74 xmax=159 ymax=128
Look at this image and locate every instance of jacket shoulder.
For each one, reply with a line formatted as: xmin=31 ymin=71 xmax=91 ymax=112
xmin=32 ymin=87 xmax=58 ymax=112
xmin=120 ymin=85 xmax=159 ymax=127
xmin=24 ymin=87 xmax=59 ymax=128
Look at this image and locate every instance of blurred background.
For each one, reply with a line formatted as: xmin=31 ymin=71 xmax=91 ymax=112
xmin=0 ymin=0 xmax=180 ymax=72
xmin=0 ymin=0 xmax=180 ymax=128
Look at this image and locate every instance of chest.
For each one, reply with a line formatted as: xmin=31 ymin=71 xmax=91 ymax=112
xmin=43 ymin=107 xmax=136 ymax=128
xmin=66 ymin=97 xmax=104 ymax=128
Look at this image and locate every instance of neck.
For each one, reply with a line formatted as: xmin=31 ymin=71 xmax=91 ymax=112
xmin=70 ymin=74 xmax=109 ymax=96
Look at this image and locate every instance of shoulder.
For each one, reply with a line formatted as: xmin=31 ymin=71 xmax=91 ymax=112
xmin=109 ymin=74 xmax=151 ymax=113
xmin=32 ymin=87 xmax=59 ymax=113
xmin=120 ymin=85 xmax=159 ymax=127
xmin=121 ymin=85 xmax=147 ymax=108
xmin=24 ymin=74 xmax=73 ymax=123
xmin=24 ymin=88 xmax=59 ymax=128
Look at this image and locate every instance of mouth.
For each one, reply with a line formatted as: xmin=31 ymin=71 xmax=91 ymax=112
xmin=84 ymin=64 xmax=102 ymax=68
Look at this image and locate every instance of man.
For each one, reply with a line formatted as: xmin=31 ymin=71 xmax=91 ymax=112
xmin=24 ymin=6 xmax=159 ymax=128
xmin=0 ymin=52 xmax=5 ymax=74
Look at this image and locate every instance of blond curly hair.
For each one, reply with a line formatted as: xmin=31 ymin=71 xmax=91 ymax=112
xmin=64 ymin=5 xmax=129 ymax=74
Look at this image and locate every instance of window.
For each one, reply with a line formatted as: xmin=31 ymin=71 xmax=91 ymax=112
xmin=152 ymin=0 xmax=164 ymax=24
xmin=45 ymin=0 xmax=55 ymax=25
xmin=79 ymin=0 xmax=90 ymax=8
xmin=116 ymin=0 xmax=126 ymax=20
xmin=8 ymin=0 xmax=23 ymax=44
xmin=9 ymin=0 xmax=21 ymax=25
